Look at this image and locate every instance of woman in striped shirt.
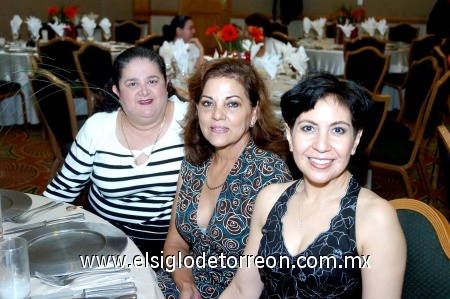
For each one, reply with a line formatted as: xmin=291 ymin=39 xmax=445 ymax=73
xmin=44 ymin=47 xmax=188 ymax=258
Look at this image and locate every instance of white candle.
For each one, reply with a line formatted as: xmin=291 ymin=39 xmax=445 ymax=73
xmin=0 ymin=276 xmax=31 ymax=299
xmin=41 ymin=30 xmax=48 ymax=42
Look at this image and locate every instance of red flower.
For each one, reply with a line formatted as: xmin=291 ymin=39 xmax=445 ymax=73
xmin=248 ymin=26 xmax=264 ymax=43
xmin=64 ymin=6 xmax=79 ymax=19
xmin=205 ymin=26 xmax=220 ymax=36
xmin=221 ymin=24 xmax=238 ymax=42
xmin=47 ymin=6 xmax=59 ymax=16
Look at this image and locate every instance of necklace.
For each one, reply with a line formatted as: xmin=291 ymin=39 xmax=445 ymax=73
xmin=121 ymin=112 xmax=165 ymax=165
xmin=296 ymin=178 xmax=347 ymax=227
xmin=204 ymin=162 xmax=225 ymax=190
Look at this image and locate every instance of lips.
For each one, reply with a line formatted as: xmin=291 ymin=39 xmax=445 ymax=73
xmin=211 ymin=126 xmax=229 ymax=133
xmin=137 ymin=99 xmax=154 ymax=105
xmin=309 ymin=158 xmax=333 ymax=165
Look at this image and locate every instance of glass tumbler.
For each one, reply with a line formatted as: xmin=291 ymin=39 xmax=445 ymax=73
xmin=0 ymin=237 xmax=31 ymax=299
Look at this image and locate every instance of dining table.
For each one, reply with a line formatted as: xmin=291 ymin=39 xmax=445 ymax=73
xmin=0 ymin=41 xmax=131 ymax=127
xmin=2 ymin=192 xmax=164 ymax=299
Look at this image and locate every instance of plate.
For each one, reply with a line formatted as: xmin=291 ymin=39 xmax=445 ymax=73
xmin=19 ymin=222 xmax=128 ymax=276
xmin=1 ymin=189 xmax=32 ymax=220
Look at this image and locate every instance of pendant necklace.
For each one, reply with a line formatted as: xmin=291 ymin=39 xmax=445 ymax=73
xmin=204 ymin=161 xmax=225 ymax=190
xmin=296 ymin=178 xmax=346 ymax=227
xmin=121 ymin=112 xmax=165 ymax=165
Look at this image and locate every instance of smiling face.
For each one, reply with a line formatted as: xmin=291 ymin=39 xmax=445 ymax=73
xmin=176 ymin=19 xmax=196 ymax=42
xmin=286 ymin=96 xmax=362 ymax=185
xmin=112 ymin=58 xmax=167 ymax=121
xmin=197 ymin=77 xmax=258 ymax=152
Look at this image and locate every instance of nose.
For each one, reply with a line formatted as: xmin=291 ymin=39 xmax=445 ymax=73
xmin=138 ymin=85 xmax=149 ymax=96
xmin=312 ymin=131 xmax=331 ymax=153
xmin=212 ymin=105 xmax=226 ymax=120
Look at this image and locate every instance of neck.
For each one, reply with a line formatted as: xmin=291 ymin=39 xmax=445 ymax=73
xmin=122 ymin=109 xmax=165 ymax=132
xmin=301 ymin=172 xmax=350 ymax=203
xmin=212 ymin=135 xmax=250 ymax=166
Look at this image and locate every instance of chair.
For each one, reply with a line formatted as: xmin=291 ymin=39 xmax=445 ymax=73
xmin=389 ymin=198 xmax=450 ymax=298
xmin=113 ymin=20 xmax=144 ymax=44
xmin=39 ymin=22 xmax=57 ymax=41
xmin=271 ymin=31 xmax=297 ymax=47
xmin=30 ymin=69 xmax=86 ymax=183
xmin=0 ymin=81 xmax=27 ymax=127
xmin=344 ymin=46 xmax=390 ymax=93
xmin=343 ymin=36 xmax=386 ymax=58
xmin=432 ymin=46 xmax=449 ymax=73
xmin=441 ymin=38 xmax=450 ymax=57
xmin=437 ymin=125 xmax=450 ymax=204
xmin=370 ymin=69 xmax=449 ymax=201
xmin=270 ymin=22 xmax=288 ymax=35
xmin=347 ymin=91 xmax=390 ymax=187
xmin=135 ymin=34 xmax=164 ymax=51
xmin=388 ymin=23 xmax=419 ymax=44
xmin=73 ymin=43 xmax=113 ymax=116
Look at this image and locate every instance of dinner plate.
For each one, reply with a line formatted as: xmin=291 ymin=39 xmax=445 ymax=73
xmin=19 ymin=221 xmax=128 ymax=276
xmin=0 ymin=189 xmax=32 ymax=220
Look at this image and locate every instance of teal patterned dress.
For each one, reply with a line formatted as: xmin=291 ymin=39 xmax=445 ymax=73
xmin=157 ymin=140 xmax=293 ymax=298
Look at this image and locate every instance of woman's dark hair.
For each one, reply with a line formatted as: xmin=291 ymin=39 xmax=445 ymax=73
xmin=183 ymin=58 xmax=287 ymax=165
xmin=281 ymin=72 xmax=374 ymax=134
xmin=93 ymin=46 xmax=175 ymax=113
xmin=162 ymin=15 xmax=192 ymax=42
xmin=245 ymin=13 xmax=273 ymax=37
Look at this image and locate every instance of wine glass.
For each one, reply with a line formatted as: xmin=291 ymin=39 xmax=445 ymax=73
xmin=29 ymin=32 xmax=39 ymax=46
xmin=11 ymin=32 xmax=19 ymax=44
xmin=103 ymin=32 xmax=111 ymax=42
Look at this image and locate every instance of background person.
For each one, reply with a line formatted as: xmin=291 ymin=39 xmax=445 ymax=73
xmin=220 ymin=72 xmax=406 ymax=298
xmin=244 ymin=13 xmax=285 ymax=57
xmin=43 ymin=47 xmax=188 ymax=258
xmin=157 ymin=58 xmax=293 ymax=299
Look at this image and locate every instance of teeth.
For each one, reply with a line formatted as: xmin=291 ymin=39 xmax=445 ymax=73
xmin=310 ymin=158 xmax=332 ymax=164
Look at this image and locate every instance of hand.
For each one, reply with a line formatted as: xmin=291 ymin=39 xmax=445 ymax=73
xmin=189 ymin=38 xmax=204 ymax=54
xmin=179 ymin=282 xmax=202 ymax=299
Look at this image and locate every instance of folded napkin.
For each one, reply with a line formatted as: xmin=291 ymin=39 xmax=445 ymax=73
xmin=242 ymin=39 xmax=263 ymax=61
xmin=361 ymin=17 xmax=377 ymax=36
xmin=10 ymin=15 xmax=23 ymax=35
xmin=48 ymin=20 xmax=68 ymax=37
xmin=303 ymin=17 xmax=312 ymax=36
xmin=311 ymin=17 xmax=327 ymax=38
xmin=172 ymin=39 xmax=190 ymax=73
xmin=253 ymin=52 xmax=283 ymax=79
xmin=81 ymin=16 xmax=96 ymax=38
xmin=337 ymin=22 xmax=356 ymax=38
xmin=85 ymin=12 xmax=99 ymax=21
xmin=376 ymin=19 xmax=389 ymax=36
xmin=99 ymin=17 xmax=111 ymax=36
xmin=284 ymin=46 xmax=309 ymax=76
xmin=25 ymin=16 xmax=42 ymax=38
xmin=159 ymin=41 xmax=174 ymax=66
xmin=389 ymin=63 xmax=408 ymax=74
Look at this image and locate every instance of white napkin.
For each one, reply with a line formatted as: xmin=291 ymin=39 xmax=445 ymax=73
xmin=311 ymin=18 xmax=327 ymax=38
xmin=159 ymin=41 xmax=174 ymax=66
xmin=376 ymin=19 xmax=389 ymax=36
xmin=25 ymin=16 xmax=43 ymax=37
xmin=48 ymin=20 xmax=68 ymax=37
xmin=253 ymin=52 xmax=283 ymax=79
xmin=389 ymin=63 xmax=408 ymax=74
xmin=284 ymin=46 xmax=309 ymax=76
xmin=303 ymin=17 xmax=311 ymax=35
xmin=85 ymin=12 xmax=99 ymax=21
xmin=337 ymin=22 xmax=356 ymax=38
xmin=81 ymin=16 xmax=96 ymax=38
xmin=361 ymin=17 xmax=377 ymax=36
xmin=99 ymin=17 xmax=111 ymax=36
xmin=242 ymin=39 xmax=263 ymax=61
xmin=10 ymin=15 xmax=23 ymax=35
xmin=172 ymin=39 xmax=190 ymax=73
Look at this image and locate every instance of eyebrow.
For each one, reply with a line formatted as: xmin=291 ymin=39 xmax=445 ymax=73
xmin=124 ymin=75 xmax=160 ymax=83
xmin=200 ymin=95 xmax=243 ymax=101
xmin=298 ymin=119 xmax=351 ymax=127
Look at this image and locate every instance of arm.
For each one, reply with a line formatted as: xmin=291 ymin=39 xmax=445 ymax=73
xmin=189 ymin=38 xmax=206 ymax=68
xmin=163 ymin=173 xmax=201 ymax=299
xmin=357 ymin=190 xmax=407 ymax=299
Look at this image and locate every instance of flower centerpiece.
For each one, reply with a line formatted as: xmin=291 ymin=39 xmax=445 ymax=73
xmin=47 ymin=5 xmax=81 ymax=38
xmin=334 ymin=5 xmax=366 ymax=43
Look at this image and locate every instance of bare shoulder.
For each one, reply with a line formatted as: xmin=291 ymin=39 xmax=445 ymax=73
xmin=253 ymin=181 xmax=297 ymax=221
xmin=356 ymin=187 xmax=400 ymax=229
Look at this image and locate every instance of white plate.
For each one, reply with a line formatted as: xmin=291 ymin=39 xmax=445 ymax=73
xmin=19 ymin=222 xmax=128 ymax=276
xmin=1 ymin=189 xmax=32 ymax=220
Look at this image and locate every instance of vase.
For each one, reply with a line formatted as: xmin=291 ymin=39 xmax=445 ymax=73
xmin=230 ymin=50 xmax=251 ymax=64
xmin=64 ymin=22 xmax=77 ymax=39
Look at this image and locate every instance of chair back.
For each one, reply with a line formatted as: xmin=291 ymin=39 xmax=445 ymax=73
xmin=432 ymin=46 xmax=449 ymax=73
xmin=271 ymin=31 xmax=296 ymax=47
xmin=408 ymin=34 xmax=441 ymax=66
xmin=388 ymin=23 xmax=419 ymax=44
xmin=73 ymin=43 xmax=113 ymax=116
xmin=437 ymin=125 xmax=450 ymax=203
xmin=37 ymin=37 xmax=83 ymax=83
xmin=344 ymin=46 xmax=390 ymax=93
xmin=135 ymin=34 xmax=164 ymax=51
xmin=113 ymin=20 xmax=144 ymax=44
xmin=441 ymin=37 xmax=450 ymax=57
xmin=389 ymin=198 xmax=450 ymax=299
xmin=343 ymin=36 xmax=386 ymax=57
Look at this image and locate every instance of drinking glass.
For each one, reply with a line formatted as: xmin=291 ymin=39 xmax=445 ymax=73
xmin=0 ymin=237 xmax=31 ymax=299
xmin=103 ymin=32 xmax=111 ymax=42
xmin=11 ymin=32 xmax=19 ymax=44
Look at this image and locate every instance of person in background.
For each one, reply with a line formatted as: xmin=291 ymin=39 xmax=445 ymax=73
xmin=426 ymin=0 xmax=450 ymax=38
xmin=161 ymin=15 xmax=206 ymax=69
xmin=157 ymin=58 xmax=293 ymax=299
xmin=244 ymin=13 xmax=285 ymax=57
xmin=43 ymin=47 xmax=188 ymax=258
xmin=220 ymin=72 xmax=406 ymax=298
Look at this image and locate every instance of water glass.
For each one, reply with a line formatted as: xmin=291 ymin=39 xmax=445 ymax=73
xmin=0 ymin=237 xmax=31 ymax=299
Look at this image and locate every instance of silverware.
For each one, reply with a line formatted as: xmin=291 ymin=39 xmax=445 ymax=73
xmin=36 ymin=267 xmax=131 ymax=287
xmin=3 ymin=213 xmax=85 ymax=234
xmin=30 ymin=282 xmax=136 ymax=299
xmin=9 ymin=201 xmax=64 ymax=223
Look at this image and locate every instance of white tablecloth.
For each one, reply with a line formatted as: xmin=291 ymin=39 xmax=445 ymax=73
xmin=2 ymin=193 xmax=164 ymax=299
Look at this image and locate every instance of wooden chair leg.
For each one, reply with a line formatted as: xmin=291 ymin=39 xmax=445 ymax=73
xmin=417 ymin=156 xmax=438 ymax=207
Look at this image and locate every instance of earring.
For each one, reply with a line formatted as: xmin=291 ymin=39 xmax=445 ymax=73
xmin=250 ymin=122 xmax=255 ymax=128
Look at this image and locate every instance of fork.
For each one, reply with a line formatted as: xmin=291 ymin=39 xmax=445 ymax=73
xmin=35 ymin=267 xmax=131 ymax=287
xmin=10 ymin=201 xmax=64 ymax=223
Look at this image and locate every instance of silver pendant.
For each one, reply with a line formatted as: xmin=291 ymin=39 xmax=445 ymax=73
xmin=297 ymin=219 xmax=302 ymax=227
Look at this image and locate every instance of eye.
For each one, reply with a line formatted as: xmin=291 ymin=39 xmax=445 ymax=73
xmin=148 ymin=79 xmax=158 ymax=84
xmin=332 ymin=126 xmax=346 ymax=134
xmin=227 ymin=101 xmax=239 ymax=108
xmin=301 ymin=125 xmax=314 ymax=132
xmin=127 ymin=82 xmax=137 ymax=87
xmin=200 ymin=99 xmax=213 ymax=107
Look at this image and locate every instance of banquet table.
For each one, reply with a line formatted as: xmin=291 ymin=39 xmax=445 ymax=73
xmin=2 ymin=193 xmax=164 ymax=299
xmin=0 ymin=41 xmax=129 ymax=126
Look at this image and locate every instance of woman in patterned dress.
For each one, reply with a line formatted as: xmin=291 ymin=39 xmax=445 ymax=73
xmin=220 ymin=72 xmax=407 ymax=298
xmin=157 ymin=58 xmax=293 ymax=299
